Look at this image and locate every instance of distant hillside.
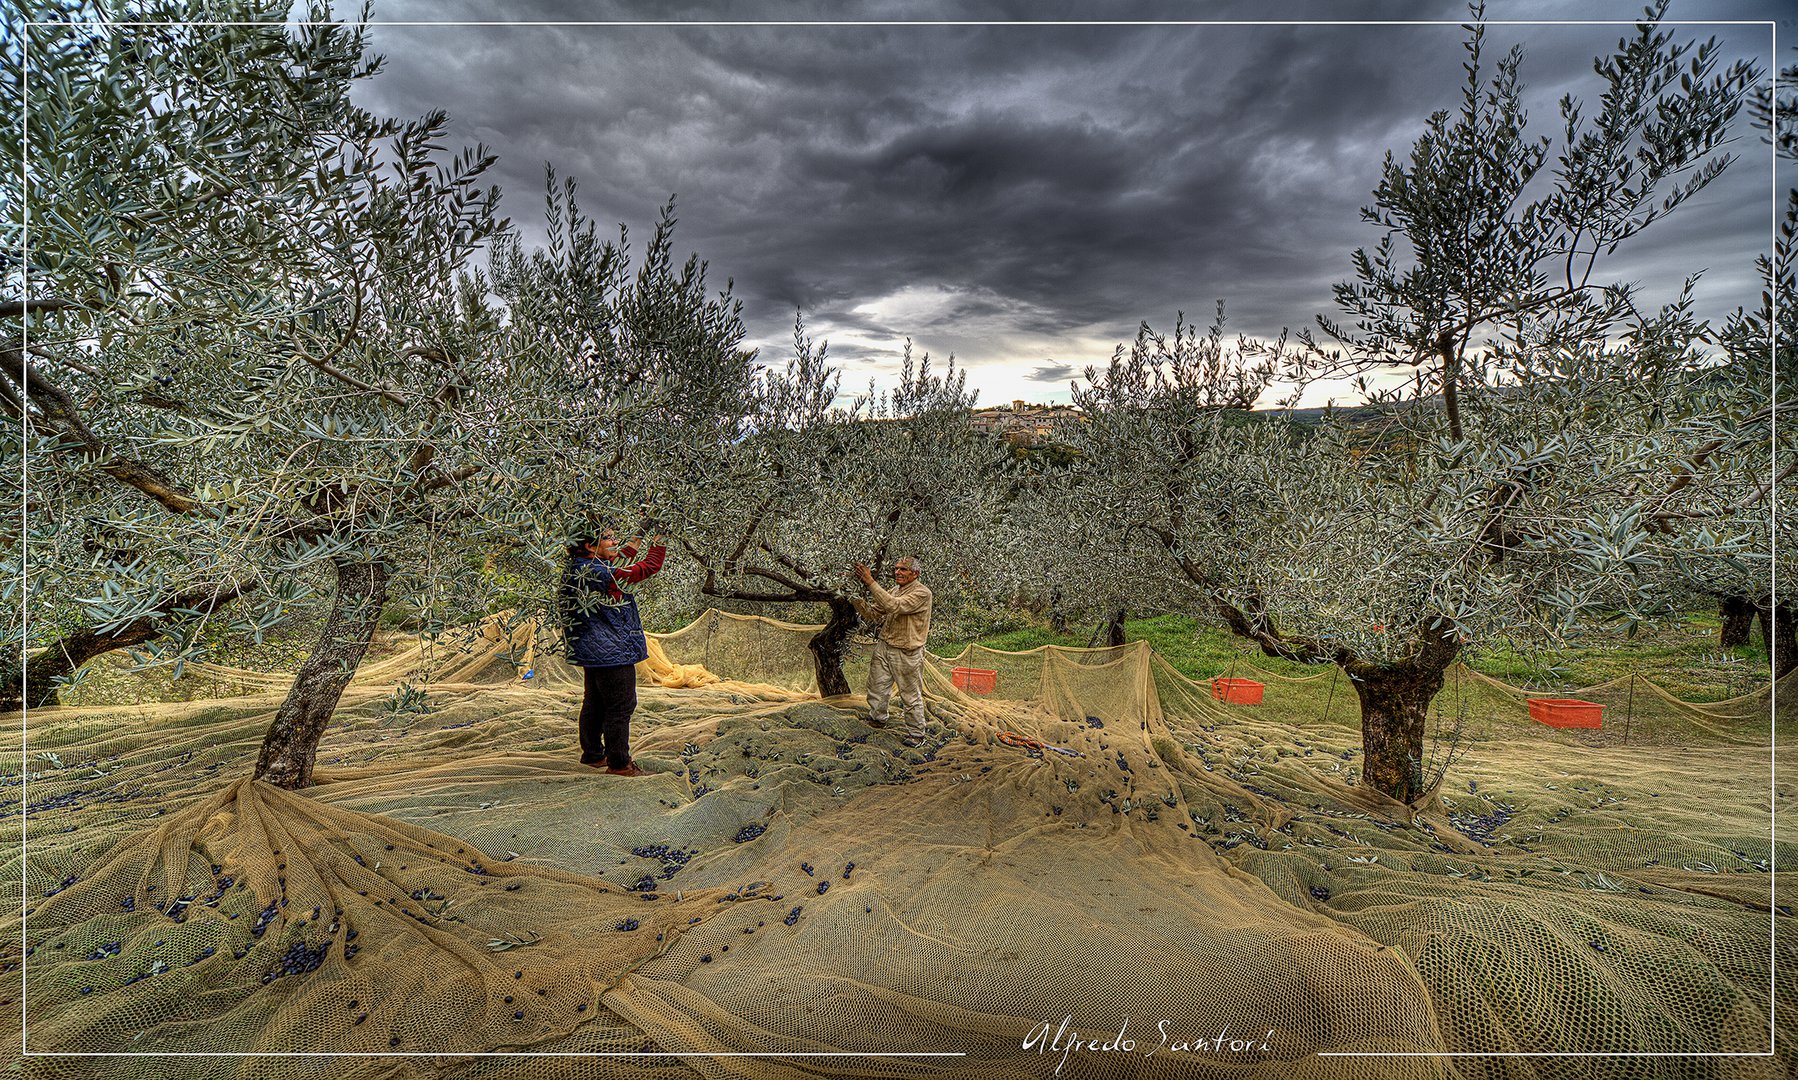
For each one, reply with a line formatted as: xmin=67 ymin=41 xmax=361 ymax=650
xmin=1260 ymin=394 xmax=1436 ymax=429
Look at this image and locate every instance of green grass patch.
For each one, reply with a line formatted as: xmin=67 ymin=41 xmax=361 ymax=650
xmin=1465 ymin=616 xmax=1767 ymax=701
xmin=955 ymin=610 xmax=1768 ymax=701
xmin=939 ymin=613 xmax=1319 ymax=680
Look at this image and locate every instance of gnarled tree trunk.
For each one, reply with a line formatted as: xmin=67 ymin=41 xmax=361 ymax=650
xmin=1350 ymin=663 xmax=1453 ymax=803
xmin=809 ymin=597 xmax=860 ymax=698
xmin=1719 ymin=595 xmax=1756 ymax=648
xmin=1193 ymin=564 xmax=1462 ymax=804
xmin=254 ymin=558 xmax=389 ymax=789
xmin=1346 ymin=622 xmax=1461 ymax=804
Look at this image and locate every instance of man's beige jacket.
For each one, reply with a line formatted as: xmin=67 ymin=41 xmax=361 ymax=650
xmin=856 ymin=578 xmax=933 ymax=650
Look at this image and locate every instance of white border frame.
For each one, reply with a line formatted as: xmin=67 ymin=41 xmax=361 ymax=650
xmin=10 ymin=9 xmax=1781 ymax=1069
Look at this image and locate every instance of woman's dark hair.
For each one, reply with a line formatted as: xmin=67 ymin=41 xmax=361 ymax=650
xmin=566 ymin=525 xmax=621 ymax=560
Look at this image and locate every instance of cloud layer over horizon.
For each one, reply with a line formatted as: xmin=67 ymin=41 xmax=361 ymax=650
xmin=353 ymin=0 xmax=1785 ymax=405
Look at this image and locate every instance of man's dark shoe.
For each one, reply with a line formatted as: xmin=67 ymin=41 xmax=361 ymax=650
xmin=605 ymin=763 xmax=650 ymax=777
xmin=866 ymin=716 xmax=888 ymax=728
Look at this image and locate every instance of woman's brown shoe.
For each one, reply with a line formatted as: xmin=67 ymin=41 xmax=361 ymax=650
xmin=605 ymin=763 xmax=650 ymax=777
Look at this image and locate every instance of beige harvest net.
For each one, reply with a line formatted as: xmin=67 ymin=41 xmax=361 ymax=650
xmin=2 ymin=610 xmax=1792 ymax=1079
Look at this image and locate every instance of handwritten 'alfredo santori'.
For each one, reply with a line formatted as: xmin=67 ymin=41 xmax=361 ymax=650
xmin=1023 ymin=1017 xmax=1275 ymax=1074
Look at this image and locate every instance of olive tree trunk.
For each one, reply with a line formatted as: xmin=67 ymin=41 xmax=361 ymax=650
xmin=1106 ymin=607 xmax=1128 ymax=648
xmin=254 ymin=559 xmax=389 ymax=789
xmin=1761 ymin=602 xmax=1795 ymax=681
xmin=809 ymin=597 xmax=860 ymax=698
xmin=1349 ymin=665 xmax=1450 ymax=803
xmin=1719 ymin=596 xmax=1756 ymax=648
xmin=1345 ymin=626 xmax=1461 ymax=804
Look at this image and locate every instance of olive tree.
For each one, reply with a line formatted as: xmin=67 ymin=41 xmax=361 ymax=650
xmin=4 ymin=1 xmax=374 ymax=708
xmin=1074 ymin=307 xmax=1753 ymax=802
xmin=8 ymin=2 xmax=525 ymax=789
xmin=977 ymin=310 xmax=1274 ymax=647
xmin=7 ymin=1 xmax=411 ymax=700
xmin=1071 ymin=6 xmax=1761 ymax=803
xmin=1304 ymin=2 xmax=1756 ymax=440
xmin=672 ymin=325 xmax=1000 ymax=694
xmin=463 ymin=181 xmax=762 ymax=632
xmin=7 ymin=3 xmax=759 ymax=790
xmin=1671 ymin=204 xmax=1797 ymax=676
xmin=1684 ymin=51 xmax=1798 ymax=672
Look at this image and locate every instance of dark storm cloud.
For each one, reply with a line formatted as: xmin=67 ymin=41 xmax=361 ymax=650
xmin=354 ymin=0 xmax=1783 ymax=398
xmin=1030 ymin=363 xmax=1078 ymax=383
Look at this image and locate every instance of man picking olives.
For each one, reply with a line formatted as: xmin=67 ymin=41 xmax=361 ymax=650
xmin=851 ymin=557 xmax=933 ymax=747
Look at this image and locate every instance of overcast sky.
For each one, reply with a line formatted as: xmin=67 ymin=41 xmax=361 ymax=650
xmin=350 ymin=0 xmax=1787 ymax=407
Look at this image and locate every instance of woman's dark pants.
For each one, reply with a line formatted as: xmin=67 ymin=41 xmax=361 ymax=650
xmin=579 ymin=664 xmax=638 ymax=769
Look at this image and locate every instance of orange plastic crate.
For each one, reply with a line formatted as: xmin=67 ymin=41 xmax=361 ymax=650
xmin=1211 ymin=677 xmax=1264 ymax=705
xmin=951 ymin=667 xmax=997 ymax=694
xmin=1528 ymin=698 xmax=1603 ymax=729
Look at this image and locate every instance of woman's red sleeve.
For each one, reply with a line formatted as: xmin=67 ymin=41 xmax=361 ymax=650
xmin=614 ymin=544 xmax=666 ymax=584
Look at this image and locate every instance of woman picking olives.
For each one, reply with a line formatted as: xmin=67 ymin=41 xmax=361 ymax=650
xmin=559 ymin=516 xmax=666 ymax=776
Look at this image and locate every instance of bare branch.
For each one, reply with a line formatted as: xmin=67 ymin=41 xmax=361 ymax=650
xmin=1 ymin=299 xmax=81 ymax=320
xmin=699 ymin=582 xmax=823 ymax=605
xmin=296 ymin=351 xmax=406 ymax=406
xmin=6 ymin=345 xmax=203 ymax=515
xmin=742 ymin=561 xmax=819 ymax=596
xmin=28 ymin=343 xmax=101 ymax=378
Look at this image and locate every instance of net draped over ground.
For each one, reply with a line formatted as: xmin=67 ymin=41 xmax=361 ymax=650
xmin=2 ymin=610 xmax=1791 ymax=1079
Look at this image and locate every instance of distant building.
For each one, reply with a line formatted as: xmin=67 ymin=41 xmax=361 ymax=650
xmin=968 ymin=400 xmax=1085 ymax=445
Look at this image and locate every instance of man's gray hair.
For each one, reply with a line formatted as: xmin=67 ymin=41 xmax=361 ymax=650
xmin=896 ymin=556 xmax=922 ymax=574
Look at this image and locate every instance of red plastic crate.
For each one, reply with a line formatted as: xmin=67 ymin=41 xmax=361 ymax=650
xmin=1528 ymin=698 xmax=1603 ymax=729
xmin=1211 ymin=677 xmax=1264 ymax=705
xmin=951 ymin=667 xmax=997 ymax=694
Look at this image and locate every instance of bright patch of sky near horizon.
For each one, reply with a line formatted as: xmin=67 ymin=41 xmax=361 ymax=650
xmin=348 ymin=1 xmax=1787 ymax=411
